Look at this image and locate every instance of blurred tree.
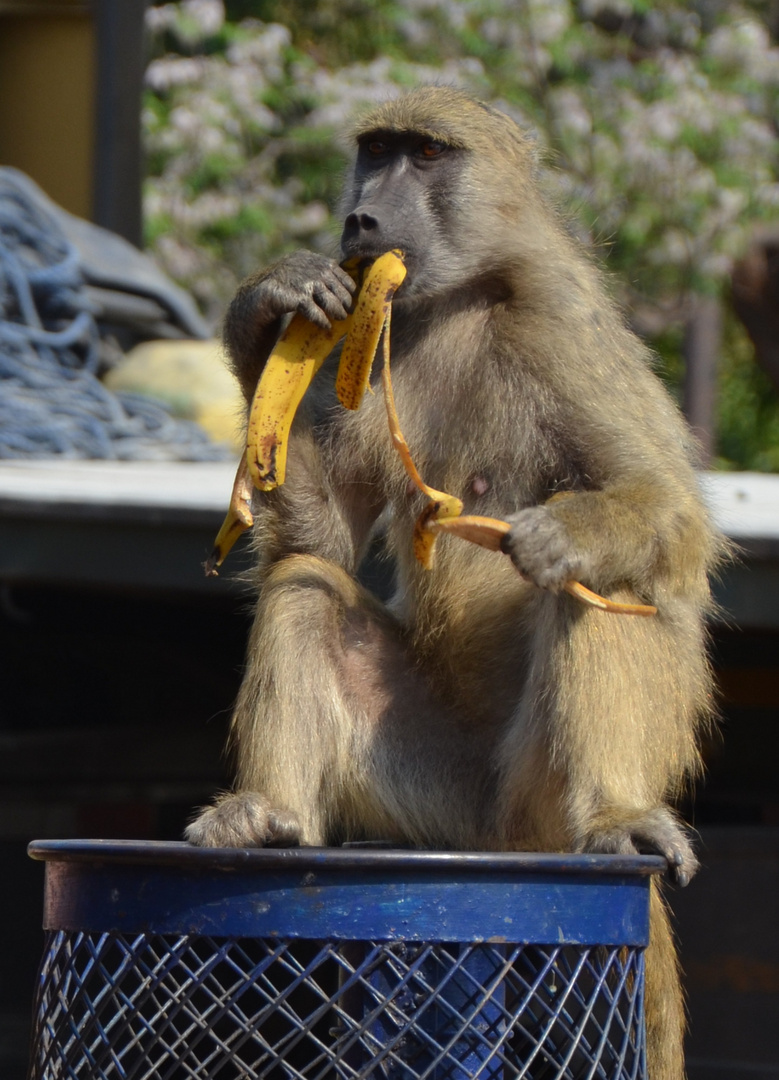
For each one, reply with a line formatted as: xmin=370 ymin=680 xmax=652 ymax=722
xmin=142 ymin=0 xmax=779 ymax=469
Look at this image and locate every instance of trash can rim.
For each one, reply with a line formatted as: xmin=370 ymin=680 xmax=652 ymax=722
xmin=28 ymin=838 xmax=665 ymax=877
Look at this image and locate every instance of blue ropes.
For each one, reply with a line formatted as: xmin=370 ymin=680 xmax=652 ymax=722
xmin=0 ymin=178 xmax=229 ymax=461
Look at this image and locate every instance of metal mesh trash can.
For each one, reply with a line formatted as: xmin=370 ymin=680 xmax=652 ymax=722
xmin=27 ymin=840 xmax=663 ymax=1079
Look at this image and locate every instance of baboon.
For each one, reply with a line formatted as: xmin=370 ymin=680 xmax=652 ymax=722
xmin=187 ymin=87 xmax=721 ymax=1079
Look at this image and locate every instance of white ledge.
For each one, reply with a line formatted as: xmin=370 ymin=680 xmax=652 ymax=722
xmin=0 ymin=461 xmax=778 ymax=543
xmin=0 ymin=459 xmax=236 ymax=513
xmin=698 ymin=472 xmax=779 ymax=541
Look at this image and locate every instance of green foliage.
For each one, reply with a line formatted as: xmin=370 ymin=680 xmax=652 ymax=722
xmin=716 ymin=321 xmax=779 ymax=471
xmin=143 ymin=0 xmax=779 ymax=468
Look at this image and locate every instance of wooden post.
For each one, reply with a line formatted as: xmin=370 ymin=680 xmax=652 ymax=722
xmin=92 ymin=0 xmax=147 ymax=247
xmin=683 ymin=294 xmax=722 ymax=466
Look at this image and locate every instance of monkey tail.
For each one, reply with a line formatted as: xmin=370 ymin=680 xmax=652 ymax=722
xmin=644 ymin=880 xmax=686 ymax=1080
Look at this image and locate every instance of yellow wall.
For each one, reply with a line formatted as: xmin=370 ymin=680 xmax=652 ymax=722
xmin=0 ymin=4 xmax=95 ymax=217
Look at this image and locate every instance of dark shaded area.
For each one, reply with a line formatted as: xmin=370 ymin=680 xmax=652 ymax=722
xmin=732 ymin=227 xmax=779 ymax=397
xmin=2 ymin=580 xmax=778 ymax=1078
xmin=1 ymin=582 xmax=247 ymax=1077
xmin=92 ymin=0 xmax=147 ymax=247
xmin=689 ymin=625 xmax=779 ymax=827
xmin=673 ymin=827 xmax=779 ymax=1080
xmin=676 ymin=626 xmax=779 ymax=1077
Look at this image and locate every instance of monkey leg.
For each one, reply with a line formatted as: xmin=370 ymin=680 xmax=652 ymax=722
xmin=495 ymin=590 xmax=707 ymax=879
xmin=503 ymin=590 xmax=707 ymax=870
xmin=187 ymin=554 xmax=492 ymax=849
xmin=495 ymin=594 xmax=697 ymax=1080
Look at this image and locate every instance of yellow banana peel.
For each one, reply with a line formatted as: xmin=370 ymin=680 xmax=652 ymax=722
xmin=336 ymin=252 xmax=407 ymax=410
xmin=379 ymin=312 xmax=463 ymax=568
xmin=428 ymin=516 xmax=657 ymax=615
xmin=207 ymin=248 xmax=657 ymax=617
xmin=205 ymin=315 xmax=348 ymax=574
xmin=245 ymin=314 xmax=350 ymax=492
xmin=377 ymin=313 xmax=656 ymax=613
xmin=205 ymin=455 xmax=254 ymax=577
xmin=247 ymin=250 xmax=406 ymax=491
xmin=207 ymin=251 xmax=406 ymax=573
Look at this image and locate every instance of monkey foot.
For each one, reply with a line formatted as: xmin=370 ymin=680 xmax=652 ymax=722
xmin=584 ymin=807 xmax=699 ymax=887
xmin=184 ymin=791 xmax=301 ymax=849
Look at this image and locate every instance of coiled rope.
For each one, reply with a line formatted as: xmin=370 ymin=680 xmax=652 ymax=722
xmin=0 ymin=176 xmax=229 ymax=461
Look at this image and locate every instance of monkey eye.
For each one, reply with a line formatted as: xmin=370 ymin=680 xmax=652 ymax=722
xmin=419 ymin=140 xmax=446 ymax=158
xmin=366 ymin=140 xmax=388 ymax=156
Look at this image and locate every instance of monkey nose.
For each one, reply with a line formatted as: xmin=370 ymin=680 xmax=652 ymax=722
xmin=343 ymin=211 xmax=380 ymax=238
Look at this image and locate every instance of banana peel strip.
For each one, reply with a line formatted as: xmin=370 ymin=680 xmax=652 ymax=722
xmin=205 ymin=455 xmax=255 ymax=576
xmin=205 ymin=313 xmax=350 ymax=575
xmin=429 ymin=516 xmax=658 ymax=616
xmin=246 ymin=314 xmax=352 ymax=492
xmin=380 ymin=345 xmax=654 ymax=612
xmin=376 ymin=311 xmax=657 ymax=615
xmin=380 ymin=310 xmax=463 ymax=568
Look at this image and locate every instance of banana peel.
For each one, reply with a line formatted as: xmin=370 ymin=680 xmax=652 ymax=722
xmin=380 ymin=311 xmax=463 ymax=568
xmin=428 ymin=516 xmax=657 ymax=616
xmin=205 ymin=456 xmax=254 ymax=577
xmin=246 ymin=248 xmax=405 ymax=493
xmin=205 ymin=309 xmax=346 ymax=575
xmin=206 ymin=251 xmax=406 ymax=574
xmin=336 ymin=253 xmax=408 ymax=410
xmin=245 ymin=315 xmax=349 ymax=492
xmin=206 ymin=248 xmax=657 ymax=617
xmin=378 ymin=335 xmax=654 ymax=613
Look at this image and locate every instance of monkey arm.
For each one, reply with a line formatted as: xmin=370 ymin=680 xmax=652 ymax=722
xmin=224 ymin=251 xmax=356 ymax=401
xmin=494 ymin=289 xmax=719 ymax=603
xmin=503 ymin=477 xmax=714 ymax=602
xmin=240 ymin=422 xmax=387 ymax=581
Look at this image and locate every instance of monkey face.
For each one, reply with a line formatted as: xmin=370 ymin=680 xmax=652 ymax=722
xmin=340 ymin=132 xmax=468 ymax=300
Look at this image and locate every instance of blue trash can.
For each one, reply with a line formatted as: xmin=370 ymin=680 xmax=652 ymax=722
xmin=27 ymin=840 xmax=663 ymax=1079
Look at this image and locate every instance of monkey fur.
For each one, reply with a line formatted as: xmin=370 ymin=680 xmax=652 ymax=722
xmin=187 ymin=88 xmax=722 ymax=1080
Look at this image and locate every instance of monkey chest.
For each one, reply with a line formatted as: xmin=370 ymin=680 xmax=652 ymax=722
xmin=326 ymin=372 xmax=575 ymax=519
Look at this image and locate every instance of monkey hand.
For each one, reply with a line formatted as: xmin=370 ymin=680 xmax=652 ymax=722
xmin=237 ymin=251 xmax=356 ymax=333
xmin=501 ymin=506 xmax=588 ymax=593
xmin=585 ymin=808 xmax=699 ymax=887
xmin=184 ymin=791 xmax=302 ymax=848
xmin=225 ymin=252 xmax=356 ymax=399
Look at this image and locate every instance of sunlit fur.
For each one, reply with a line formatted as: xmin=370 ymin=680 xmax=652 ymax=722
xmin=188 ymin=88 xmax=723 ymax=1080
